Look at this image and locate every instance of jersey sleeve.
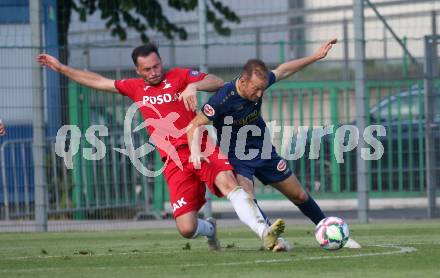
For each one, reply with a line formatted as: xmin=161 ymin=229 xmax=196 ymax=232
xmin=175 ymin=68 xmax=207 ymax=86
xmin=266 ymin=71 xmax=277 ymax=89
xmin=201 ymin=87 xmax=228 ymax=122
xmin=114 ymin=79 xmax=138 ymax=100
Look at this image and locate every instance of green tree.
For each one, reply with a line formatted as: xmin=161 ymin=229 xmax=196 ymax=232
xmin=57 ymin=0 xmax=240 ymax=49
xmin=55 ymin=0 xmax=240 ymax=124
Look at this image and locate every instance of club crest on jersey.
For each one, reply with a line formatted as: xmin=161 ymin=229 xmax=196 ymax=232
xmin=277 ymin=160 xmax=287 ymax=172
xmin=162 ymin=79 xmax=172 ymax=89
xmin=189 ymin=70 xmax=200 ymax=77
xmin=203 ymin=104 xmax=215 ymax=117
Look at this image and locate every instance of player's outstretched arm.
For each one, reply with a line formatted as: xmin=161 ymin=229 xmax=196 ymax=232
xmin=272 ymin=38 xmax=337 ymax=82
xmin=0 ymin=120 xmax=5 ymax=137
xmin=187 ymin=112 xmax=211 ymax=169
xmin=193 ymin=74 xmax=224 ymax=92
xmin=179 ymin=74 xmax=224 ymax=111
xmin=37 ymin=54 xmax=118 ymax=94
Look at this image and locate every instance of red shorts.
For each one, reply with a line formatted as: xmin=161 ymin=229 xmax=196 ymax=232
xmin=163 ymin=145 xmax=234 ymax=218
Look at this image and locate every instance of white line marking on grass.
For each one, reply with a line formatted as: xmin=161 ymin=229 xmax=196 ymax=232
xmin=0 ymin=244 xmax=418 ymax=273
xmin=2 ymin=244 xmax=421 ymax=261
xmin=207 ymin=245 xmax=417 ymax=266
xmin=4 ymin=241 xmax=437 ymax=261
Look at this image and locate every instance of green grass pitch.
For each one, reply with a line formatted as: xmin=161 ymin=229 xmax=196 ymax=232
xmin=0 ymin=220 xmax=439 ymax=278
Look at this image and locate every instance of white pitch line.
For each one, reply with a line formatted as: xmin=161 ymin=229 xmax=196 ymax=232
xmin=0 ymin=244 xmax=418 ymax=273
xmin=195 ymin=245 xmax=417 ymax=267
xmin=4 ymin=241 xmax=438 ymax=261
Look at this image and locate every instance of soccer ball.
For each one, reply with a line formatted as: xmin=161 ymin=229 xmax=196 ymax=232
xmin=314 ymin=216 xmax=349 ymax=250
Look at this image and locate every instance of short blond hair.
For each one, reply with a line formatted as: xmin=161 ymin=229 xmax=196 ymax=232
xmin=241 ymin=59 xmax=269 ymax=81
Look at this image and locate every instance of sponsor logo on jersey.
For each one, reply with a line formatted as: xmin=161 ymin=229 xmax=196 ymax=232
xmin=203 ymin=104 xmax=215 ymax=117
xmin=277 ymin=160 xmax=287 ymax=172
xmin=143 ymin=94 xmax=174 ymax=105
xmin=233 ymin=109 xmax=260 ymax=126
xmin=142 ymin=91 xmax=185 ymax=105
xmin=189 ymin=70 xmax=200 ymax=77
xmin=172 ymin=197 xmax=187 ymax=212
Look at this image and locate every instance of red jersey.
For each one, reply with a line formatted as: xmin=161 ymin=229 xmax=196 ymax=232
xmin=115 ymin=68 xmax=207 ymax=158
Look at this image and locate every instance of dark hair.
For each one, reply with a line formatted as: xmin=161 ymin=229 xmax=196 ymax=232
xmin=241 ymin=59 xmax=269 ymax=81
xmin=131 ymin=43 xmax=161 ymax=65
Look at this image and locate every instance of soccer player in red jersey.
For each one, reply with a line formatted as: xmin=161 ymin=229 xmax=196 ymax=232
xmin=38 ymin=43 xmax=285 ymax=251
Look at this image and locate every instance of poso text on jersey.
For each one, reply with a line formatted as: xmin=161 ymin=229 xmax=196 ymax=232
xmin=142 ymin=92 xmax=182 ymax=105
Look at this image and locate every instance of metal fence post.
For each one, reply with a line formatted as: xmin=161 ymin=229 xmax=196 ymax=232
xmin=424 ymin=35 xmax=439 ymax=219
xmin=255 ymin=27 xmax=261 ymax=59
xmin=383 ymin=26 xmax=388 ymax=61
xmin=353 ymin=0 xmax=369 ymax=223
xmin=343 ymin=18 xmax=350 ymax=80
xmin=198 ymin=0 xmax=212 ymax=218
xmin=30 ymin=0 xmax=48 ymax=232
xmin=330 ymin=88 xmax=341 ymax=192
xmin=0 ymin=143 xmax=9 ymax=220
xmin=279 ymin=41 xmax=286 ymax=64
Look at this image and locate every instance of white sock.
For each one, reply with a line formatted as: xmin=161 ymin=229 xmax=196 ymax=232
xmin=191 ymin=218 xmax=215 ymax=238
xmin=227 ymin=186 xmax=268 ymax=239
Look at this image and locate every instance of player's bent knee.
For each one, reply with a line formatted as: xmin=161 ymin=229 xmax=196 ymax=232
xmin=215 ymin=170 xmax=239 ymax=195
xmin=296 ymin=190 xmax=308 ymax=203
xmin=177 ymin=223 xmax=197 ymax=238
xmin=175 ymin=212 xmax=198 ymax=238
xmin=288 ymin=186 xmax=308 ymax=204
